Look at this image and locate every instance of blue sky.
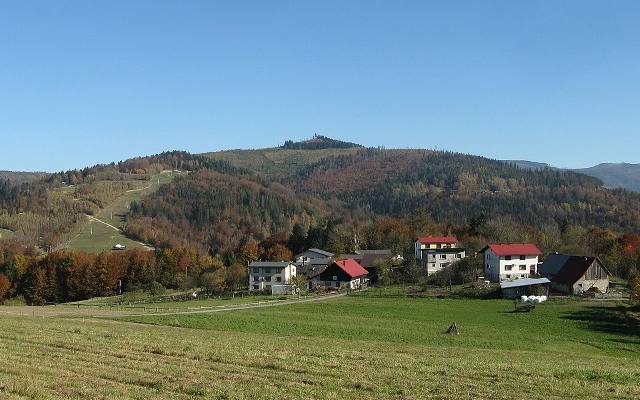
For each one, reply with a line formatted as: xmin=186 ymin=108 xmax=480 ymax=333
xmin=1 ymin=1 xmax=639 ymax=172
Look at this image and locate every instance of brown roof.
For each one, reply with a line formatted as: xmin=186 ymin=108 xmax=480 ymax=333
xmin=552 ymin=256 xmax=608 ymax=285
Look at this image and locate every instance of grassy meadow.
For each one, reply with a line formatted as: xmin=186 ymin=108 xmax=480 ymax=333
xmin=65 ymin=172 xmax=178 ymax=252
xmin=0 ymin=293 xmax=638 ymax=399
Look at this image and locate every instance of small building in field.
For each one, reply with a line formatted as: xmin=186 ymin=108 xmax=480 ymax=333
xmin=248 ymin=261 xmax=296 ymax=292
xmin=415 ymin=236 xmax=466 ymax=275
xmin=539 ymin=254 xmax=610 ymax=295
xmin=500 ymin=277 xmax=550 ymax=299
xmin=271 ymin=284 xmax=297 ymax=295
xmin=312 ymin=259 xmax=369 ymax=290
xmin=481 ymin=243 xmax=542 ymax=282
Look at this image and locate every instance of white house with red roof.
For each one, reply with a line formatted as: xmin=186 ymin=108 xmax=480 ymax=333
xmin=480 ymin=243 xmax=542 ymax=282
xmin=415 ymin=236 xmax=466 ymax=275
xmin=312 ymin=259 xmax=369 ymax=290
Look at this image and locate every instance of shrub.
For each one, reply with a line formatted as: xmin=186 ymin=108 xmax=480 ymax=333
xmin=147 ymin=281 xmax=166 ymax=296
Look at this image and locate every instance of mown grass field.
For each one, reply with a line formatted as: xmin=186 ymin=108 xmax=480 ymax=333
xmin=0 ymin=293 xmax=638 ymax=399
xmin=65 ymin=217 xmax=145 ymax=253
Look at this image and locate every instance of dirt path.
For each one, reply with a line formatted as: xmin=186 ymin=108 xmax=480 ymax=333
xmin=104 ymin=292 xmax=349 ymax=318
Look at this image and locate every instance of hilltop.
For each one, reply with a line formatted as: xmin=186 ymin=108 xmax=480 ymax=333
xmin=2 ymin=139 xmax=640 ymax=267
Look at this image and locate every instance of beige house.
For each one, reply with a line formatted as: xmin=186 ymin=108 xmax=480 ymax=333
xmin=415 ymin=236 xmax=466 ymax=275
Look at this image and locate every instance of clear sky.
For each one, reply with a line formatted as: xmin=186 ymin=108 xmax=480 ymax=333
xmin=1 ymin=0 xmax=639 ymax=172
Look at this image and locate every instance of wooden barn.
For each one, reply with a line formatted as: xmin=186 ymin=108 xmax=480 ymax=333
xmin=539 ymin=254 xmax=610 ymax=295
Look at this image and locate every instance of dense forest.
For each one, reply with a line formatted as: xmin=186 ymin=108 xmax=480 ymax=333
xmin=281 ymin=135 xmax=362 ymax=150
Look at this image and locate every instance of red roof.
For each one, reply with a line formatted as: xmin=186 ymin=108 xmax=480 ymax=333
xmin=482 ymin=243 xmax=542 ymax=257
xmin=417 ymin=235 xmax=458 ymax=244
xmin=334 ymin=259 xmax=369 ymax=278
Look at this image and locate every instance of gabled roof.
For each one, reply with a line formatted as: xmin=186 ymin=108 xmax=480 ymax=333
xmin=543 ymin=255 xmax=610 ymax=285
xmin=355 ymin=249 xmax=392 ymax=256
xmin=298 ymin=248 xmax=334 ymax=258
xmin=334 ymin=259 xmax=369 ymax=278
xmin=481 ymin=243 xmax=542 ymax=257
xmin=417 ymin=236 xmax=458 ymax=244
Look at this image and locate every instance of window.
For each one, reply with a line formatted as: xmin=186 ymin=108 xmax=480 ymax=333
xmin=505 ymin=265 xmax=513 ymax=271
xmin=519 ymin=265 xmax=526 ymax=271
xmin=505 ymin=256 xmax=512 ymax=261
xmin=519 ymin=255 xmax=526 ymax=260
xmin=439 ymin=254 xmax=446 ymax=259
xmin=456 ymin=254 xmax=462 ymax=259
xmin=253 ymin=276 xmax=260 ymax=282
xmin=332 ymin=276 xmax=337 ymax=281
xmin=252 ymin=268 xmax=259 ymax=274
xmin=253 ymin=285 xmax=259 ymax=290
xmin=265 ymin=276 xmax=271 ymax=282
xmin=506 ymin=274 xmax=511 ymax=279
xmin=276 ymin=277 xmax=282 ymax=282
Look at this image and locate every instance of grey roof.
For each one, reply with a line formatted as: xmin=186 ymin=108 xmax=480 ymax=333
xmin=307 ymin=248 xmax=334 ymax=257
xmin=539 ymin=253 xmax=571 ymax=276
xmin=355 ymin=249 xmax=392 ymax=256
xmin=249 ymin=261 xmax=293 ymax=268
xmin=297 ymin=264 xmax=329 ymax=278
xmin=500 ymin=278 xmax=550 ymax=289
xmin=296 ymin=257 xmax=332 ymax=266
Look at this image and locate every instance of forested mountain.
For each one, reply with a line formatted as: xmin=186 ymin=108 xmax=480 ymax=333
xmin=0 ymin=171 xmax=49 ymax=184
xmin=573 ymin=163 xmax=640 ymax=192
xmin=2 ymin=138 xmax=640 ymax=304
xmin=503 ymin=160 xmax=640 ymax=193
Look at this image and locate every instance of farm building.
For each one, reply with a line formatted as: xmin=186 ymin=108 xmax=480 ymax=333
xmin=500 ymin=278 xmax=550 ymax=299
xmin=481 ymin=243 xmax=542 ymax=282
xmin=248 ymin=261 xmax=296 ymax=292
xmin=539 ymin=254 xmax=610 ymax=295
xmin=312 ymin=259 xmax=369 ymax=290
xmin=415 ymin=236 xmax=466 ymax=275
xmin=339 ymin=249 xmax=399 ymax=283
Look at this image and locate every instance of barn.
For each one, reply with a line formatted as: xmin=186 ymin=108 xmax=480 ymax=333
xmin=539 ymin=254 xmax=610 ymax=295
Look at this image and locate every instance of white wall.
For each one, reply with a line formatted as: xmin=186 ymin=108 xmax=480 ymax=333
xmin=484 ymin=250 xmax=538 ymax=282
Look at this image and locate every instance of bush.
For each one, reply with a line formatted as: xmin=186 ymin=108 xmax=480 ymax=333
xmin=147 ymin=281 xmax=166 ymax=296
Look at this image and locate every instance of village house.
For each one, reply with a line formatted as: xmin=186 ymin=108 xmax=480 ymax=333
xmin=481 ymin=243 xmax=542 ymax=282
xmin=295 ymin=248 xmax=334 ymax=264
xmin=248 ymin=261 xmax=296 ymax=292
xmin=414 ymin=236 xmax=466 ymax=275
xmin=312 ymin=259 xmax=369 ymax=290
xmin=539 ymin=254 xmax=610 ymax=295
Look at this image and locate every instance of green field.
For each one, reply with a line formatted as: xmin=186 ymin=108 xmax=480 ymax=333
xmin=0 ymin=294 xmax=638 ymax=399
xmin=65 ymin=217 xmax=146 ymax=253
xmin=65 ymin=172 xmax=178 ymax=252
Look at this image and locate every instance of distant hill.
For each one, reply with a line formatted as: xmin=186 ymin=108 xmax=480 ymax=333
xmin=0 ymin=171 xmax=49 ymax=184
xmin=281 ymin=135 xmax=363 ymax=150
xmin=573 ymin=163 xmax=640 ymax=192
xmin=503 ymin=160 xmax=640 ymax=193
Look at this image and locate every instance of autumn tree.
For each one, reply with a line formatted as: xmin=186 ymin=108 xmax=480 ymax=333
xmin=0 ymin=273 xmax=11 ymax=303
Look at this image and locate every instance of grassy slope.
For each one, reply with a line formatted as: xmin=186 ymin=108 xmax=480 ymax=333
xmin=65 ymin=172 xmax=178 ymax=252
xmin=0 ymin=296 xmax=637 ymax=399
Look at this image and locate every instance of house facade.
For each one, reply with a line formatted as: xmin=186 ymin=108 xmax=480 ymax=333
xmin=539 ymin=254 xmax=610 ymax=294
xmin=481 ymin=243 xmax=542 ymax=282
xmin=415 ymin=236 xmax=466 ymax=275
xmin=312 ymin=259 xmax=369 ymax=290
xmin=248 ymin=261 xmax=296 ymax=292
